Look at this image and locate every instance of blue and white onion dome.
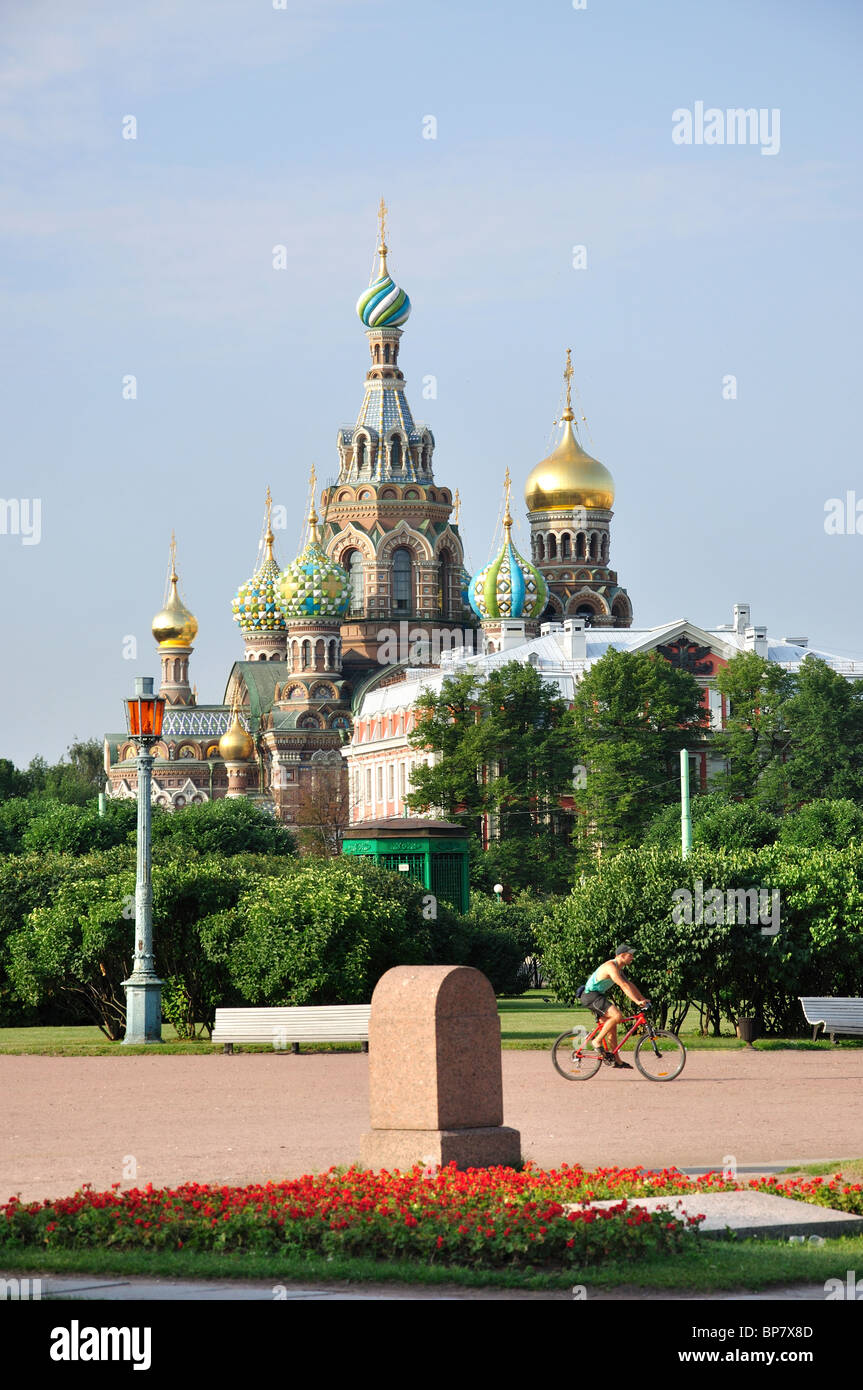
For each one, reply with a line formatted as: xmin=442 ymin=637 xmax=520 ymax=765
xmin=460 ymin=565 xmax=472 ymax=611
xmin=469 ymin=512 xmax=548 ymax=621
xmin=277 ymin=507 xmax=350 ymax=620
xmin=232 ymin=519 xmax=286 ymax=632
xmin=356 ymin=236 xmax=411 ymax=329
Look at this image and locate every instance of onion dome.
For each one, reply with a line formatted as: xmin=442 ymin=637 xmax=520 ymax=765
xmin=152 ymin=536 xmax=198 ymax=647
xmin=469 ymin=479 xmax=548 ymax=621
xmin=277 ymin=499 xmax=350 ymax=621
xmin=232 ymin=490 xmax=287 ymax=633
xmin=356 ymin=199 xmax=411 ymax=328
xmin=218 ymin=709 xmax=254 ymax=762
xmin=524 ymin=350 xmax=615 ymax=513
xmin=460 ymin=565 xmax=472 ymax=610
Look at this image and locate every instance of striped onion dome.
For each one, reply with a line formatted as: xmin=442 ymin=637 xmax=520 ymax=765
xmin=469 ymin=516 xmax=548 ymax=621
xmin=356 ymin=238 xmax=411 ymax=329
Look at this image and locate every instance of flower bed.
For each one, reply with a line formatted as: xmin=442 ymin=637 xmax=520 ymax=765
xmin=0 ymin=1165 xmax=700 ymax=1269
xmin=2 ymin=1164 xmax=859 ymax=1268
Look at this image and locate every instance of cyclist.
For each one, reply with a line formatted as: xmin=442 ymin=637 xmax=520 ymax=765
xmin=581 ymin=943 xmax=650 ymax=1070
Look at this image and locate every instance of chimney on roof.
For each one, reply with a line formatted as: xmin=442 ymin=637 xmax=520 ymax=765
xmin=563 ymin=617 xmax=587 ymax=661
xmin=783 ymin=636 xmax=808 ymax=648
xmin=733 ymin=603 xmax=750 ymax=635
xmin=744 ymin=625 xmax=768 ymax=658
xmin=499 ymin=620 xmax=526 ymax=652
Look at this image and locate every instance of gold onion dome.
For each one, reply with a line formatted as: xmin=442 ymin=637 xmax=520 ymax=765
xmin=152 ymin=538 xmax=198 ymax=647
xmin=232 ymin=491 xmax=286 ymax=632
xmin=524 ymin=352 xmax=615 ymax=513
xmin=218 ymin=709 xmax=254 ymax=762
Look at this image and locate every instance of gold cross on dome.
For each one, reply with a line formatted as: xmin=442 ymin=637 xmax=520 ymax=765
xmin=378 ymin=196 xmax=388 ymax=250
xmin=454 ymin=488 xmax=461 ymax=524
xmin=169 ymin=530 xmax=178 ymax=582
xmin=564 ymin=348 xmax=574 ymax=413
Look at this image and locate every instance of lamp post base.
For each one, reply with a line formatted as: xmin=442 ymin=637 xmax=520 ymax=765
xmin=122 ymin=975 xmax=164 ymax=1045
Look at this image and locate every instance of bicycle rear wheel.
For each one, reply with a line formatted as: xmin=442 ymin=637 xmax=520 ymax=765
xmin=634 ymin=1030 xmax=687 ymax=1081
xmin=552 ymin=1029 xmax=603 ymax=1080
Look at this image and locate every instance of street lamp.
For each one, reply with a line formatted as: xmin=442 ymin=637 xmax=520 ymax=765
xmin=122 ymin=676 xmax=166 ymax=1045
xmin=493 ymin=883 xmax=504 ymax=902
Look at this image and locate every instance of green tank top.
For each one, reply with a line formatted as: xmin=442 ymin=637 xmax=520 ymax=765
xmin=584 ymin=966 xmax=614 ymax=994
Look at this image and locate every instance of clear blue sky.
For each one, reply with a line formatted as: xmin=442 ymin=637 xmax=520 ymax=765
xmin=1 ymin=0 xmax=861 ymax=764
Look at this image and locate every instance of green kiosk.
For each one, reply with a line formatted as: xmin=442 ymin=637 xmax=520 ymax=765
xmin=341 ymin=818 xmax=470 ymax=912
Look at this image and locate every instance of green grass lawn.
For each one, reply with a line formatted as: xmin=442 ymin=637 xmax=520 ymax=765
xmin=2 ymin=1234 xmax=862 ymax=1293
xmin=0 ymin=991 xmax=856 ymax=1054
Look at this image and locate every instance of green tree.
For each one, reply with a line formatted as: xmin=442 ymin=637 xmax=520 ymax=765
xmin=779 ymin=798 xmax=863 ymax=848
xmin=202 ymin=860 xmax=432 ymax=1006
xmin=571 ymin=649 xmax=706 ymax=859
xmin=757 ymin=658 xmax=863 ymax=810
xmin=405 ymin=663 xmax=579 ymax=890
xmin=23 ymin=739 xmax=106 ymax=806
xmin=0 ymin=759 xmax=28 ymax=801
xmin=642 ymin=792 xmax=780 ymax=851
xmin=150 ymin=797 xmax=296 ymax=857
xmin=713 ymin=654 xmax=792 ymax=802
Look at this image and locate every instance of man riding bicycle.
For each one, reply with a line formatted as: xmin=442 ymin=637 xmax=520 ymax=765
xmin=581 ymin=943 xmax=650 ymax=1070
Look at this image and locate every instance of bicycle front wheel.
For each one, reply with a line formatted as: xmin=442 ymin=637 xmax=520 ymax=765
xmin=634 ymin=1030 xmax=687 ymax=1081
xmin=552 ymin=1029 xmax=603 ymax=1081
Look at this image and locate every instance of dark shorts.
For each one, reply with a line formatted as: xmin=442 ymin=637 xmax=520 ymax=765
xmin=582 ymin=990 xmax=613 ymax=1017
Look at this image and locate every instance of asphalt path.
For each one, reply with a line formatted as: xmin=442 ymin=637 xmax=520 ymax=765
xmin=2 ymin=1049 xmax=860 ymax=1202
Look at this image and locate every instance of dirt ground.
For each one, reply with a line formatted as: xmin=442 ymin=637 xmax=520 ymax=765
xmin=2 ymin=1049 xmax=861 ymax=1202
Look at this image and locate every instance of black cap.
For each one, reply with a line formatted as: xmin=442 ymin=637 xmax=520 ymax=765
xmin=615 ymin=943 xmax=635 ymax=955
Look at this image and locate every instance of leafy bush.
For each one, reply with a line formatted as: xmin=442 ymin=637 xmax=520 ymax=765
xmin=779 ymin=798 xmax=863 ymax=848
xmin=642 ymin=793 xmax=780 ymax=851
xmin=202 ymin=859 xmax=432 ymax=1006
xmin=6 ymin=858 xmax=255 ymax=1039
xmin=150 ymin=798 xmax=296 ymax=858
xmin=534 ymin=844 xmax=863 ymax=1035
xmin=20 ymin=800 xmax=138 ymax=855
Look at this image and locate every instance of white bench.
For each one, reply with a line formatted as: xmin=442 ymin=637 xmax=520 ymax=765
xmin=212 ymin=1005 xmax=371 ymax=1055
xmin=799 ymin=997 xmax=863 ymax=1044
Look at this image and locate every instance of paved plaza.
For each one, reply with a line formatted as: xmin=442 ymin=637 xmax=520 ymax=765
xmin=2 ymin=1048 xmax=861 ymax=1204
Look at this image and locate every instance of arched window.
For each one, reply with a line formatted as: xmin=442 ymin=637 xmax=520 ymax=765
xmin=561 ymin=533 xmax=571 ymax=559
xmin=344 ymin=549 xmax=364 ymax=613
xmin=393 ymin=547 xmax=412 ymax=613
xmin=356 ymin=438 xmax=366 ymax=471
xmin=536 ymin=535 xmax=546 ymax=562
xmin=390 ymin=437 xmax=402 ymax=469
xmin=438 ymin=548 xmax=453 ymax=616
xmin=547 ymin=534 xmax=557 ymax=560
xmin=590 ymin=532 xmax=598 ymax=560
xmin=576 ymin=532 xmax=586 ymax=560
xmin=384 ymin=343 xmax=390 ymax=363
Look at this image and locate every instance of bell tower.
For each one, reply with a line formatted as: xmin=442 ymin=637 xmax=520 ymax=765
xmin=525 ymin=351 xmax=632 ymax=628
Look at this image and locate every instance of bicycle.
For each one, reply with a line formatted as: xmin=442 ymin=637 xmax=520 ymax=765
xmin=551 ymin=1004 xmax=686 ymax=1082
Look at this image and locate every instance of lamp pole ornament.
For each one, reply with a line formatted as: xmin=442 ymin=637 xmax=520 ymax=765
xmin=122 ymin=675 xmax=166 ymax=1044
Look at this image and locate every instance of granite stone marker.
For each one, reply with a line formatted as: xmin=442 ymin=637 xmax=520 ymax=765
xmin=360 ymin=964 xmax=521 ymax=1169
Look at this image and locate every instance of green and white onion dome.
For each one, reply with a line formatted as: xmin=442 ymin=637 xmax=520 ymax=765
xmin=469 ymin=518 xmax=548 ymax=621
xmin=277 ymin=513 xmax=350 ymax=620
xmin=356 ymin=241 xmax=411 ymax=329
xmin=232 ymin=530 xmax=286 ymax=632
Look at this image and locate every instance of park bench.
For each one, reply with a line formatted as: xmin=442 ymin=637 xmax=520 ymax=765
xmin=211 ymin=1005 xmax=371 ymax=1055
xmin=799 ymin=997 xmax=863 ymax=1044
